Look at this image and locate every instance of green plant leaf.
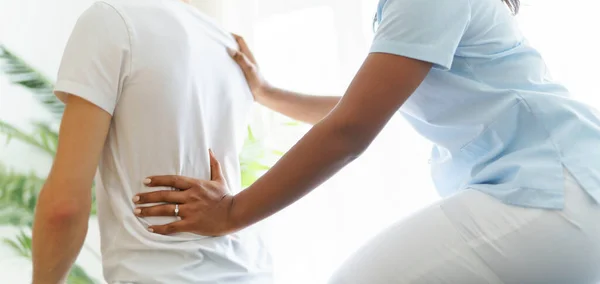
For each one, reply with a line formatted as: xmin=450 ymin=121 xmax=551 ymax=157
xmin=5 ymin=134 xmax=12 ymax=145
xmin=3 ymin=230 xmax=32 ymax=259
xmin=238 ymin=126 xmax=287 ymax=187
xmin=0 ymin=164 xmax=97 ymax=228
xmin=283 ymin=121 xmax=301 ymax=126
xmin=32 ymin=121 xmax=59 ymax=154
xmin=0 ymin=166 xmax=42 ymax=227
xmin=246 ymin=125 xmax=256 ymax=141
xmin=0 ymin=209 xmax=33 ymax=227
xmin=0 ymin=121 xmax=56 ymax=157
xmin=0 ymin=45 xmax=63 ymax=118
xmin=67 ymin=264 xmax=97 ymax=284
xmin=3 ymin=238 xmax=29 ymax=258
xmin=3 ymin=230 xmax=97 ymax=283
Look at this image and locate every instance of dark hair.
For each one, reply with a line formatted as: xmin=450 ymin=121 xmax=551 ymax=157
xmin=502 ymin=0 xmax=520 ymax=14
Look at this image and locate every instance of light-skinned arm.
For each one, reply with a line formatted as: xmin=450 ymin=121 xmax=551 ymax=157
xmin=32 ymin=96 xmax=111 ymax=284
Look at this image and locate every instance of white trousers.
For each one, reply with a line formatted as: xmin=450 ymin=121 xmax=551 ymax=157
xmin=330 ymin=169 xmax=600 ymax=284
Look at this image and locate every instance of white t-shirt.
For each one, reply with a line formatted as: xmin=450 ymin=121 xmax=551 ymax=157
xmin=54 ymin=0 xmax=272 ymax=283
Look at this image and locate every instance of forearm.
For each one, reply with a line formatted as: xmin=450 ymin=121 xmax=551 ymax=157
xmin=32 ymin=184 xmax=91 ymax=284
xmin=257 ymin=87 xmax=341 ymax=125
xmin=231 ymin=116 xmax=370 ymax=230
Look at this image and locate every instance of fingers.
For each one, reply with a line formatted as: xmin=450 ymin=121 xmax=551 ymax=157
xmin=134 ymin=203 xmax=186 ymax=217
xmin=232 ymin=33 xmax=257 ymax=64
xmin=148 ymin=220 xmax=188 ymax=235
xmin=144 ymin=175 xmax=196 ymax=190
xmin=134 ymin=189 xmax=187 ymax=205
xmin=230 ymin=49 xmax=255 ymax=76
xmin=208 ymin=149 xmax=225 ymax=183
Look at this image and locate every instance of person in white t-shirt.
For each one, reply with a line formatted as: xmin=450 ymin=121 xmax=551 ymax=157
xmin=30 ymin=0 xmax=272 ymax=283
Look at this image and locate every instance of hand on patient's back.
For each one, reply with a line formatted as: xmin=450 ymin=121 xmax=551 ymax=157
xmin=133 ymin=150 xmax=236 ymax=236
xmin=228 ymin=34 xmax=271 ymax=101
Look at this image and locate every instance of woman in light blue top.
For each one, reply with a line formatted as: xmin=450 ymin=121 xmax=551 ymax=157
xmin=134 ymin=0 xmax=600 ymax=282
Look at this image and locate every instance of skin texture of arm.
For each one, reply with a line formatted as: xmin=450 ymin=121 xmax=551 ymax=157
xmin=256 ymin=87 xmax=341 ymax=125
xmin=229 ymin=53 xmax=432 ymax=231
xmin=255 ymin=86 xmax=340 ymax=125
xmin=32 ymin=95 xmax=111 ymax=284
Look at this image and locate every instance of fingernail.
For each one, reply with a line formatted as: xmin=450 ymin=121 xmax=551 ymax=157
xmin=209 ymin=149 xmax=214 ymax=155
xmin=226 ymin=47 xmax=236 ymax=57
xmin=132 ymin=195 xmax=140 ymax=202
xmin=134 ymin=209 xmax=141 ymax=215
xmin=148 ymin=228 xmax=154 ymax=233
xmin=143 ymin=178 xmax=151 ymax=185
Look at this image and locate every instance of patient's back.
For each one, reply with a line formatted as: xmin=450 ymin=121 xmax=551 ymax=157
xmin=56 ymin=0 xmax=272 ymax=282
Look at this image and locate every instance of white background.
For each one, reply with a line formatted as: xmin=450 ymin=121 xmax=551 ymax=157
xmin=1 ymin=0 xmax=599 ymax=283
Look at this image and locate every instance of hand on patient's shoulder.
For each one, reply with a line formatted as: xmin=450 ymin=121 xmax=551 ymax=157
xmin=133 ymin=149 xmax=237 ymax=236
xmin=227 ymin=34 xmax=273 ymax=102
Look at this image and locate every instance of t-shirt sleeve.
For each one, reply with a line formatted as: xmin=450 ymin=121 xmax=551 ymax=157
xmin=370 ymin=0 xmax=471 ymax=70
xmin=54 ymin=2 xmax=131 ymax=115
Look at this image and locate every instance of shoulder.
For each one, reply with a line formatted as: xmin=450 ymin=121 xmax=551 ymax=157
xmin=68 ymin=0 xmax=135 ymax=54
xmin=74 ymin=1 xmax=131 ymax=36
xmin=82 ymin=1 xmax=125 ymax=20
xmin=89 ymin=0 xmax=166 ymax=20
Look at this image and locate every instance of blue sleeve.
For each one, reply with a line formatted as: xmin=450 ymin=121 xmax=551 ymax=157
xmin=371 ymin=0 xmax=471 ymax=70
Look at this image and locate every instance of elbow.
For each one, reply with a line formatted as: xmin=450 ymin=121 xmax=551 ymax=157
xmin=47 ymin=203 xmax=87 ymax=225
xmin=44 ymin=202 xmax=88 ymax=227
xmin=344 ymin=138 xmax=368 ymax=163
xmin=36 ymin=196 xmax=90 ymax=227
xmin=327 ymin=120 xmax=372 ymax=161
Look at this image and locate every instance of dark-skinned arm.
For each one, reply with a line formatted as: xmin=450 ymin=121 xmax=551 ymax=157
xmin=133 ymin=53 xmax=431 ymax=236
xmin=255 ymin=87 xmax=341 ymax=125
xmin=229 ymin=53 xmax=431 ymax=230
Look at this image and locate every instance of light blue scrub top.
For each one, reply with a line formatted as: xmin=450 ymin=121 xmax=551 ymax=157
xmin=374 ymin=0 xmax=600 ymax=209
